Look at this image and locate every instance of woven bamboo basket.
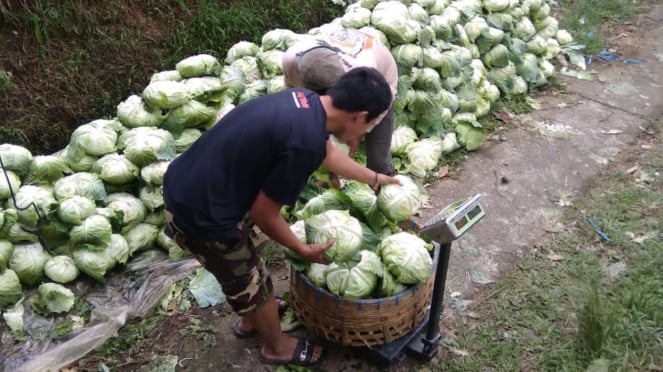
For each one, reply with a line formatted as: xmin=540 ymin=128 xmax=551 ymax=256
xmin=289 ymin=247 xmax=438 ymax=348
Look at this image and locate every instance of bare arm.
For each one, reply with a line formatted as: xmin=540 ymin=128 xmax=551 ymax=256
xmin=321 ymin=139 xmax=400 ymax=189
xmin=249 ymin=190 xmax=333 ymax=263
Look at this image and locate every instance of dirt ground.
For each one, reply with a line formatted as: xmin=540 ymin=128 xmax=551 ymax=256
xmin=4 ymin=3 xmax=662 ymax=372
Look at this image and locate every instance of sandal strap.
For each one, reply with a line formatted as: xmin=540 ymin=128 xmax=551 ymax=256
xmin=293 ymin=338 xmax=314 ymax=364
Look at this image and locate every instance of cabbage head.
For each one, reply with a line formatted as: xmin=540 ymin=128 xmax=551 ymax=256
xmin=118 ymin=127 xmax=177 ymax=167
xmin=139 ymin=185 xmax=164 ymax=210
xmin=9 ymin=242 xmax=51 ymax=287
xmin=226 ymin=41 xmax=260 ymax=64
xmin=92 ymin=154 xmax=139 ymax=185
xmin=29 ymin=282 xmax=75 ymax=315
xmin=0 ymin=240 xmax=13 ymax=269
xmin=108 ymin=233 xmax=131 ymax=265
xmin=305 ymin=263 xmax=330 ymax=287
xmin=174 ymin=128 xmax=203 ymax=153
xmin=69 ymin=119 xmax=120 ymax=157
xmin=341 ymin=5 xmax=372 ymax=28
xmin=256 ymin=49 xmax=285 ymax=79
xmin=25 ymin=155 xmax=70 ymax=185
xmin=140 ymin=161 xmax=170 ymax=186
xmin=556 ymin=29 xmax=573 ymax=45
xmin=219 ymin=65 xmax=246 ymax=100
xmin=514 ymin=17 xmax=536 ymax=41
xmin=72 ymin=245 xmax=116 ymax=283
xmin=156 ymin=228 xmax=188 ymax=260
xmin=371 ymin=1 xmax=417 ymax=45
xmin=183 ymin=77 xmax=226 ymax=103
xmin=0 ymin=269 xmax=22 ymax=309
xmin=61 ymin=145 xmax=97 ymax=172
xmin=175 ymin=54 xmax=222 ymax=78
xmin=405 ymin=136 xmax=443 ymax=178
xmin=261 ymin=28 xmax=299 ymax=51
xmin=231 ymin=56 xmax=262 ymax=83
xmin=123 ymin=223 xmax=159 ymax=255
xmin=117 ymin=95 xmax=165 ymax=128
xmin=163 ymin=100 xmax=217 ymax=135
xmin=54 ymin=172 xmax=107 ymax=202
xmin=390 ymin=126 xmax=418 ymax=155
xmin=297 ymin=190 xmax=348 ymax=220
xmin=0 ymin=144 xmax=33 ymax=176
xmin=142 ymin=80 xmax=191 ymax=109
xmin=341 ymin=181 xmax=388 ymax=231
xmin=149 ymin=70 xmax=183 ymax=83
xmin=0 ymin=170 xmax=21 ymax=200
xmin=106 ymin=192 xmax=147 ymax=233
xmin=326 ymin=250 xmax=383 ymax=298
xmin=44 ymin=255 xmax=79 ymax=284
xmin=70 ymin=214 xmax=112 ymax=246
xmin=57 ymin=196 xmax=97 ymax=225
xmin=377 ymin=269 xmax=406 ymax=297
xmin=13 ymin=185 xmax=58 ymax=228
xmin=305 ymin=210 xmax=363 ymax=264
xmin=377 ymin=175 xmax=421 ymax=221
xmin=378 ymin=232 xmax=432 ymax=284
xmin=483 ymin=0 xmax=510 ymax=12
xmin=392 ymin=44 xmax=423 ymax=69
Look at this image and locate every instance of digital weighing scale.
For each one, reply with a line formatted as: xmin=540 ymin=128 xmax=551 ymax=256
xmin=363 ymin=193 xmax=486 ymax=368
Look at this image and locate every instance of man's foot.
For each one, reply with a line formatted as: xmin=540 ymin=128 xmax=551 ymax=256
xmin=230 ymin=296 xmax=287 ymax=338
xmin=259 ymin=337 xmax=325 ymax=366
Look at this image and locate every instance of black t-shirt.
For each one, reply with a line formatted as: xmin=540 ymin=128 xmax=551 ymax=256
xmin=163 ymin=88 xmax=328 ymax=238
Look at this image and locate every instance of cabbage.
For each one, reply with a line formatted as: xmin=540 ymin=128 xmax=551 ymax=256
xmin=5 ymin=221 xmax=39 ymax=244
xmin=305 ymin=210 xmax=363 ymax=263
xmin=390 ymin=126 xmax=418 ymax=154
xmin=139 ymin=185 xmax=164 ymax=210
xmin=174 ymin=128 xmax=203 ymax=153
xmin=405 ymin=136 xmax=443 ymax=177
xmin=342 ymin=5 xmax=372 ymax=28
xmin=44 ymin=255 xmax=79 ymax=284
xmin=488 ymin=62 xmax=517 ymax=94
xmin=297 ymin=190 xmax=348 ymax=220
xmin=118 ymin=127 xmax=177 ymax=167
xmin=0 ymin=170 xmax=22 ymax=200
xmin=284 ymin=220 xmax=308 ymax=264
xmin=142 ymin=80 xmax=191 ymax=109
xmin=29 ymin=282 xmax=75 ymax=315
xmin=219 ymin=65 xmax=246 ymax=100
xmin=140 ymin=161 xmax=170 ymax=186
xmin=13 ymin=185 xmax=58 ymax=228
xmin=0 ymin=144 xmax=33 ymax=176
xmin=0 ymin=240 xmax=12 ymax=269
xmin=183 ymin=76 xmax=226 ymax=103
xmin=377 ymin=269 xmax=406 ymax=297
xmin=106 ymin=192 xmax=147 ymax=233
xmin=326 ymin=250 xmax=382 ymax=298
xmin=341 ymin=181 xmax=388 ymax=231
xmin=156 ymin=228 xmax=188 ymax=260
xmin=25 ymin=155 xmax=70 ymax=185
xmin=237 ymin=79 xmax=268 ymax=104
xmin=306 ymin=263 xmax=330 ymax=287
xmin=423 ymin=46 xmax=444 ymax=68
xmin=226 ymin=41 xmax=260 ymax=64
xmin=91 ymin=154 xmax=139 ymax=185
xmin=430 ymin=14 xmax=454 ymax=40
xmin=408 ymin=3 xmax=430 ymax=25
xmin=162 ymin=99 xmax=217 ymax=135
xmin=8 ymin=242 xmax=50 ymax=287
xmin=61 ymin=145 xmax=98 ymax=172
xmin=464 ymin=16 xmax=489 ymax=42
xmin=231 ymin=56 xmax=262 ymax=83
xmin=266 ymin=75 xmax=286 ymax=94
xmin=69 ymin=119 xmax=120 ymax=157
xmin=377 ymin=175 xmax=421 ymax=221
xmin=371 ymin=1 xmax=417 ymax=45
xmin=440 ymin=132 xmax=462 ymax=154
xmin=144 ymin=208 xmax=165 ymax=226
xmin=556 ymin=29 xmax=573 ymax=45
xmin=0 ymin=269 xmax=22 ymax=309
xmin=413 ymin=67 xmax=442 ymax=92
xmin=175 ymin=54 xmax=222 ymax=78
xmin=57 ymin=196 xmax=97 ymax=225
xmin=482 ymin=44 xmax=511 ymax=67
xmin=117 ymin=95 xmax=165 ymax=128
xmin=149 ymin=70 xmax=183 ymax=82
xmin=455 ymin=120 xmax=486 ymax=151
xmin=108 ymin=233 xmax=131 ymax=265
xmin=486 ymin=12 xmax=513 ymax=31
xmin=2 ymin=296 xmax=26 ymax=340
xmin=392 ymin=44 xmax=423 ymax=69
xmin=479 ymin=80 xmax=501 ymax=103
xmin=514 ymin=16 xmax=536 ymax=41
xmin=54 ymin=172 xmax=107 ymax=202
xmin=378 ymin=232 xmax=432 ymax=284
xmin=439 ymin=50 xmax=462 ymax=78
xmin=261 ymin=28 xmax=298 ymax=51
xmin=256 ymin=49 xmax=285 ymax=79
xmin=70 ymin=214 xmax=112 ymax=246
xmin=526 ymin=35 xmax=548 ymax=55
xmin=123 ymin=223 xmax=159 ymax=255
xmin=72 ymin=245 xmax=116 ymax=283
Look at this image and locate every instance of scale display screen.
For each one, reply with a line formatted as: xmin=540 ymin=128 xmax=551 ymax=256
xmin=420 ymin=194 xmax=485 ymax=243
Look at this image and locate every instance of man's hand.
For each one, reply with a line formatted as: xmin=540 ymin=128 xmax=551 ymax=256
xmin=300 ymin=238 xmax=336 ymax=264
xmin=373 ymin=173 xmax=402 ymax=191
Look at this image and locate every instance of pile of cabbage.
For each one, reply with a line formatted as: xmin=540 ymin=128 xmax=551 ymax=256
xmin=285 ymin=175 xmax=434 ymax=299
xmin=0 ymin=0 xmax=572 ymax=322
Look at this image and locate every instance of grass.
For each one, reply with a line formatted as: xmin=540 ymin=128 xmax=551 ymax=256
xmin=436 ymin=117 xmax=663 ymax=371
xmin=556 ymin=0 xmax=647 ymax=54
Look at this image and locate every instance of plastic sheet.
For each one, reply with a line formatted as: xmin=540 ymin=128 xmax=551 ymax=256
xmin=2 ymin=250 xmax=200 ymax=372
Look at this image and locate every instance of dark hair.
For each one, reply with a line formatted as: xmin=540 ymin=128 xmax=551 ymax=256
xmin=326 ymin=67 xmax=392 ymax=123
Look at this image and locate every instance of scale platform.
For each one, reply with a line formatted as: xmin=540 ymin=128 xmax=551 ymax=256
xmin=362 ymin=193 xmax=486 ymax=368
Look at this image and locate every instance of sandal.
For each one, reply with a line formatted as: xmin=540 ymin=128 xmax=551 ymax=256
xmin=258 ymin=337 xmax=326 ymax=366
xmin=230 ymin=296 xmax=288 ymax=339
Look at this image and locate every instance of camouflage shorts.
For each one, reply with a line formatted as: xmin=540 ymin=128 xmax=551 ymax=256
xmin=164 ymin=210 xmax=273 ymax=316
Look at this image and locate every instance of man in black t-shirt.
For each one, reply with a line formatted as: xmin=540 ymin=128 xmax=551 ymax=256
xmin=163 ymin=67 xmax=398 ymax=367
